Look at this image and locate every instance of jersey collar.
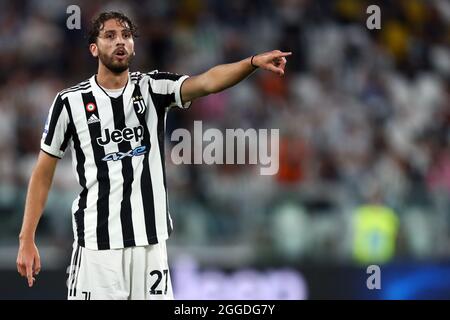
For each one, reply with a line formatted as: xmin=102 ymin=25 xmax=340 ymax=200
xmin=90 ymin=72 xmax=134 ymax=100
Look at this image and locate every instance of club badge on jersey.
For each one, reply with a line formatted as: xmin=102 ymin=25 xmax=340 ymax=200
xmin=132 ymin=95 xmax=146 ymax=114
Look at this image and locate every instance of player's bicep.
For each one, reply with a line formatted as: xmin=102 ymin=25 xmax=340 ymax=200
xmin=32 ymin=151 xmax=59 ymax=186
xmin=180 ymin=75 xmax=209 ymax=103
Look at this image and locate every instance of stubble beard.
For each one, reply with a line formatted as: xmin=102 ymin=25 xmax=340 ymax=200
xmin=98 ymin=50 xmax=133 ymax=74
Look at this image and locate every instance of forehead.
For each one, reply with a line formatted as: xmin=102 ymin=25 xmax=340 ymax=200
xmin=100 ymin=19 xmax=130 ymax=32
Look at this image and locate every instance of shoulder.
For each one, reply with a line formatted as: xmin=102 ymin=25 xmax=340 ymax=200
xmin=130 ymin=70 xmax=158 ymax=85
xmin=131 ymin=70 xmax=186 ymax=84
xmin=58 ymin=78 xmax=92 ymax=99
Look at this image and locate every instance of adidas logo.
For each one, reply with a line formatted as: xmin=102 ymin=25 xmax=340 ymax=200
xmin=87 ymin=114 xmax=100 ymax=125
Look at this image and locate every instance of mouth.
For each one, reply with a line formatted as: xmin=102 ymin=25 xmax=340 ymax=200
xmin=113 ymin=48 xmax=127 ymax=59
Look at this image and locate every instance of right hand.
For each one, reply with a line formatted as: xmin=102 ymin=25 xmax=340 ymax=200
xmin=251 ymin=50 xmax=292 ymax=76
xmin=17 ymin=239 xmax=41 ymax=287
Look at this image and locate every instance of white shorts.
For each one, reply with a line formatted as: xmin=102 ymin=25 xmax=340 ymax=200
xmin=67 ymin=241 xmax=173 ymax=300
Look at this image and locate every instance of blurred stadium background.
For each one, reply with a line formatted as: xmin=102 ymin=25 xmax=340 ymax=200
xmin=1 ymin=0 xmax=450 ymax=299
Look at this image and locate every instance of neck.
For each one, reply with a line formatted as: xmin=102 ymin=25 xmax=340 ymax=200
xmin=96 ymin=63 xmax=128 ymax=89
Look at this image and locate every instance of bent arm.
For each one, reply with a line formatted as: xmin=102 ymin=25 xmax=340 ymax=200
xmin=181 ymin=50 xmax=292 ymax=102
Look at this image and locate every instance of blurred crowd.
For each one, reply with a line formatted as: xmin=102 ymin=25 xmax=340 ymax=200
xmin=0 ymin=0 xmax=449 ymax=266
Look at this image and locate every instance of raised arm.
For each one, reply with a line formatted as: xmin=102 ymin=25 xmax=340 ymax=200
xmin=17 ymin=151 xmax=58 ymax=287
xmin=180 ymin=50 xmax=292 ymax=102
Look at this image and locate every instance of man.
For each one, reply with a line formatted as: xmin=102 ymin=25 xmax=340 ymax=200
xmin=16 ymin=11 xmax=291 ymax=300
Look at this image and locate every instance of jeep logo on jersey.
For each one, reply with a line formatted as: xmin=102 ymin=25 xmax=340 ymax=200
xmin=97 ymin=125 xmax=144 ymax=146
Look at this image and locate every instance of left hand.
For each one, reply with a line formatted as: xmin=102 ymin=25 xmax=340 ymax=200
xmin=252 ymin=50 xmax=292 ymax=76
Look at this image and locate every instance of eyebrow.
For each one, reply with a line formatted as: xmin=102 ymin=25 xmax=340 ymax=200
xmin=102 ymin=28 xmax=131 ymax=34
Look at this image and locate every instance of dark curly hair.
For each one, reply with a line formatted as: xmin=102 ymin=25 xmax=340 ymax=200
xmin=87 ymin=11 xmax=138 ymax=45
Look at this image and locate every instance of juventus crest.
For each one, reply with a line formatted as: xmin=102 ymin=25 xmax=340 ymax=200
xmin=132 ymin=95 xmax=146 ymax=114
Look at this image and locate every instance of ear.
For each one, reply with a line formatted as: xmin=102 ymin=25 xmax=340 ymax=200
xmin=89 ymin=43 xmax=98 ymax=58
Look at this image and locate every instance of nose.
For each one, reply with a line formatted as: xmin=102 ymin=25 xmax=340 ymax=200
xmin=114 ymin=34 xmax=126 ymax=46
xmin=115 ymin=36 xmax=125 ymax=45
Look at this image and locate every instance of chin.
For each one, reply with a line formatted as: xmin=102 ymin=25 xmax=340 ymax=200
xmin=107 ymin=63 xmax=129 ymax=74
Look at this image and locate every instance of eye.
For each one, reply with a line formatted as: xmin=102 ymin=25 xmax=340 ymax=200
xmin=105 ymin=33 xmax=115 ymax=40
xmin=123 ymin=32 xmax=132 ymax=39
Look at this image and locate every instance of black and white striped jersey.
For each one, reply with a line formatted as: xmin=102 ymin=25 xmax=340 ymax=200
xmin=41 ymin=71 xmax=191 ymax=250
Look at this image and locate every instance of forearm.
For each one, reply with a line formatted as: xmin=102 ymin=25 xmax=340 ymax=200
xmin=181 ymin=50 xmax=290 ymax=102
xmin=183 ymin=56 xmax=257 ymax=101
xmin=203 ymin=56 xmax=256 ymax=94
xmin=19 ymin=169 xmax=53 ymax=242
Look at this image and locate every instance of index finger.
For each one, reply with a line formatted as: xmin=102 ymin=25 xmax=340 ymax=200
xmin=274 ymin=51 xmax=292 ymax=58
xmin=26 ymin=264 xmax=34 ymax=287
xmin=34 ymin=255 xmax=41 ymax=275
